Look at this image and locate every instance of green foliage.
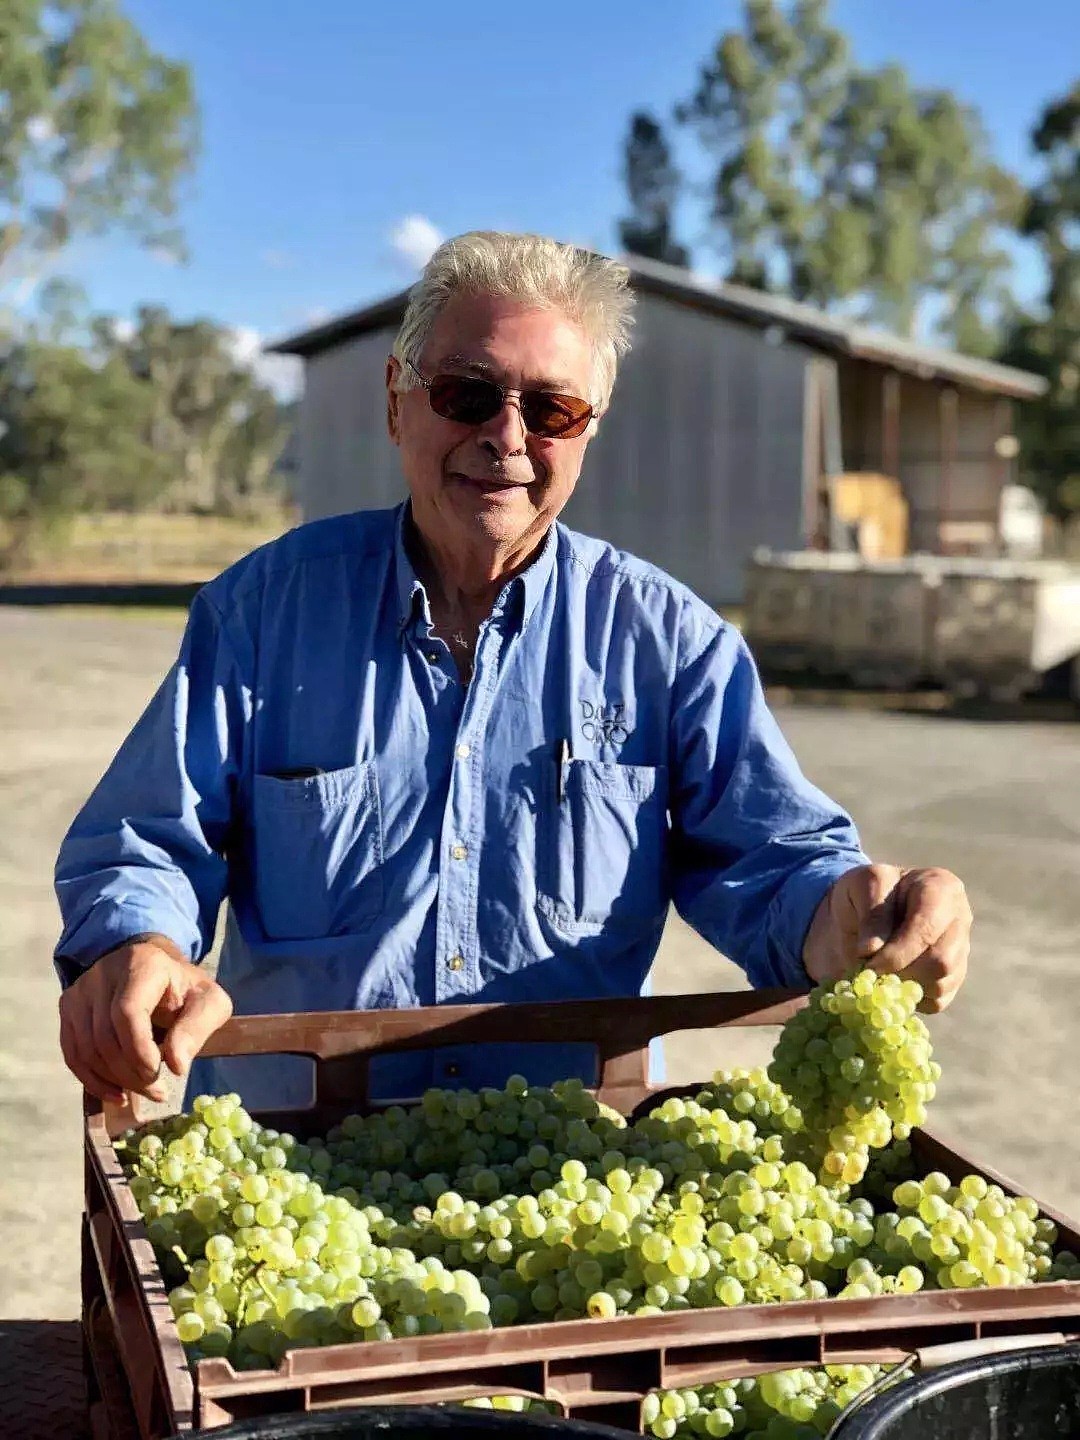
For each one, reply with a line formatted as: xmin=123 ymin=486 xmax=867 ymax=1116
xmin=0 ymin=307 xmax=292 ymax=568
xmin=94 ymin=306 xmax=292 ymax=515
xmin=675 ymin=0 xmax=852 ymax=296
xmin=625 ymin=0 xmax=1023 ymax=349
xmin=999 ymin=84 xmax=1080 ymax=517
xmin=619 ymin=113 xmax=690 ymax=267
xmin=0 ymin=0 xmax=197 ymax=287
xmin=0 ymin=1 xmax=207 ymax=564
xmin=0 ymin=331 xmax=167 ymax=561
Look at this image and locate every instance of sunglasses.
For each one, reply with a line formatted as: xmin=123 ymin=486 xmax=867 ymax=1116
xmin=406 ymin=358 xmax=597 ymax=439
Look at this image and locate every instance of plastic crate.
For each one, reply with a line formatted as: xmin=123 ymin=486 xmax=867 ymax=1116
xmin=81 ymin=992 xmax=1080 ymax=1436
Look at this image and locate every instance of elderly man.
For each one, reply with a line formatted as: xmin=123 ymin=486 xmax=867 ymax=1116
xmin=55 ymin=231 xmax=971 ymax=1110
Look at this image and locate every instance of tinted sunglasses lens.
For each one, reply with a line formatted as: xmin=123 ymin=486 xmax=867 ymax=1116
xmin=428 ymin=375 xmax=501 ymax=425
xmin=521 ymin=392 xmax=594 ymax=438
xmin=427 ymin=374 xmax=593 ymax=437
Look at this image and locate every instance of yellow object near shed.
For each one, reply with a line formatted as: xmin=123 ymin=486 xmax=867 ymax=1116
xmin=830 ymin=473 xmax=910 ymax=560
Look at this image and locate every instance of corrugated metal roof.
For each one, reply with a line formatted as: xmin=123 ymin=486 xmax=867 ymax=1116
xmin=268 ymin=253 xmax=1048 ymax=400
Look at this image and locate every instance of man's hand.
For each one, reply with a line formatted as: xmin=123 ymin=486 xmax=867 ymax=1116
xmin=58 ymin=936 xmax=233 ymax=1104
xmin=803 ymin=864 xmax=972 ymax=1012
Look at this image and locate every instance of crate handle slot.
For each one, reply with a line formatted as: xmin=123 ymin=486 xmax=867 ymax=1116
xmin=200 ymin=989 xmax=804 ymax=1111
xmin=85 ymin=988 xmax=804 ymax=1133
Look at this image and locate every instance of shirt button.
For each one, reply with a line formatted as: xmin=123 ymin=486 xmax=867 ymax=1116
xmin=451 ymin=843 xmax=468 ymax=861
xmin=447 ymin=954 xmax=465 ymax=972
xmin=456 ymin=743 xmax=471 ymax=759
xmin=426 ymin=650 xmax=439 ymax=663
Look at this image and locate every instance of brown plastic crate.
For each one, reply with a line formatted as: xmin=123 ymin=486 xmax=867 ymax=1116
xmin=82 ymin=991 xmax=1080 ymax=1435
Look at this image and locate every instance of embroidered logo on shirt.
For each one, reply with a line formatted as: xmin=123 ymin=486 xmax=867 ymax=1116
xmin=579 ymin=699 xmax=629 ymax=747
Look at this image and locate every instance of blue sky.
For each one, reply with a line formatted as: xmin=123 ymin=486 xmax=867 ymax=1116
xmin=54 ymin=0 xmax=1080 ymax=387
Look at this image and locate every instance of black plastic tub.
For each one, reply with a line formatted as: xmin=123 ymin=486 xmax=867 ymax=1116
xmin=830 ymin=1342 xmax=1080 ymax=1438
xmin=189 ymin=1406 xmax=636 ymax=1440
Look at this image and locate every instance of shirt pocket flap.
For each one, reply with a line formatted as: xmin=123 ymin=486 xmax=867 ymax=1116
xmin=251 ymin=761 xmax=384 ymax=940
xmin=254 ymin=765 xmax=376 ymax=812
xmin=539 ymin=758 xmax=668 ymax=934
xmin=576 ymin=760 xmax=665 ymax=804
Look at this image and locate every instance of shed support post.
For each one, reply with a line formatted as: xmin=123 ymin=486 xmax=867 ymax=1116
xmin=938 ymin=387 xmax=959 ymax=555
xmin=802 ymin=360 xmax=824 ymax=546
xmin=995 ymin=396 xmax=1013 ymax=546
xmin=882 ymin=372 xmax=901 ymax=480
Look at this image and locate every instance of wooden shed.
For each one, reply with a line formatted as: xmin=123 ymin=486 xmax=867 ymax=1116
xmin=270 ymin=255 xmax=1046 ymax=607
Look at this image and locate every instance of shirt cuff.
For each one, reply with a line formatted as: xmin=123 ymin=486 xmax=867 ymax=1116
xmin=53 ymin=902 xmax=198 ymax=987
xmin=766 ymin=851 xmax=869 ymax=990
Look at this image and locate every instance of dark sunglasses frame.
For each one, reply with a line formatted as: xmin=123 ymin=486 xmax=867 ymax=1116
xmin=405 ymin=358 xmax=598 ymax=439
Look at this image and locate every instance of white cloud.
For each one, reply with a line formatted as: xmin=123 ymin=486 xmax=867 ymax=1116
xmin=259 ymin=352 xmax=303 ymax=402
xmin=227 ymin=325 xmax=302 ymax=402
xmin=26 ymin=115 xmax=56 ymax=145
xmin=110 ymin=317 xmax=135 ymax=342
xmin=303 ymin=305 xmax=331 ymax=326
xmin=389 ymin=214 xmax=443 ymax=271
xmin=228 ymin=325 xmax=263 ymax=366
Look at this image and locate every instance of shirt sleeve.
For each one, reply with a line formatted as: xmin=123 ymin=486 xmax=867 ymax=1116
xmin=53 ymin=589 xmax=250 ymax=983
xmin=668 ymin=610 xmax=869 ymax=990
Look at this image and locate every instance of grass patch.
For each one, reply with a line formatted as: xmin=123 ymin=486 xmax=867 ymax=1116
xmin=4 ymin=509 xmax=296 ymax=583
xmin=37 ymin=605 xmax=193 ymax=621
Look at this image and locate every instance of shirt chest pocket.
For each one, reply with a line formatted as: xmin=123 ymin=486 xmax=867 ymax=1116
xmin=250 ymin=763 xmax=384 ymax=941
xmin=537 ymin=758 xmax=669 ymax=935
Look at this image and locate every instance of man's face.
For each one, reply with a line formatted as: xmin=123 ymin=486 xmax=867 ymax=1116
xmin=387 ymin=292 xmax=598 ymax=561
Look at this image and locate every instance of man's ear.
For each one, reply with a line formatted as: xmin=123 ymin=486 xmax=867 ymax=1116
xmin=386 ymin=356 xmax=402 ymax=445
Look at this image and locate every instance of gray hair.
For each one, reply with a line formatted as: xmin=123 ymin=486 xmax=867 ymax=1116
xmin=391 ymin=231 xmax=635 ymax=410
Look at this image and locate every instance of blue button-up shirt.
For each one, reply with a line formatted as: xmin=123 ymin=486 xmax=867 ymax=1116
xmin=54 ymin=504 xmax=867 ymax=1107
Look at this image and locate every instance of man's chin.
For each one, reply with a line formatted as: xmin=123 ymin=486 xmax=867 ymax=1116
xmin=465 ymin=510 xmax=531 ymax=546
xmin=448 ymin=485 xmax=534 ymax=533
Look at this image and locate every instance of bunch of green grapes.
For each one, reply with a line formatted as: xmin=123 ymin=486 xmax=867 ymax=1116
xmin=631 ymin=1092 xmax=780 ymax=1192
xmin=121 ymin=1087 xmax=854 ymax=1366
xmin=115 ymin=983 xmax=1075 ymax=1378
xmin=860 ymin=1135 xmax=916 ymax=1204
xmin=691 ymin=1068 xmax=805 ymax=1141
xmin=119 ymin=1095 xmax=498 ymax=1368
xmin=315 ymin=1076 xmax=631 ymax=1205
xmin=768 ymin=968 xmax=940 ymax=1186
xmin=641 ymin=1365 xmax=891 ymax=1439
xmin=886 ymin=1172 xmax=1060 ymax=1289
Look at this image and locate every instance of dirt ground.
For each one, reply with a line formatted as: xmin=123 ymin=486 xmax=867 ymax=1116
xmin=1 ymin=605 xmax=1078 ymax=1321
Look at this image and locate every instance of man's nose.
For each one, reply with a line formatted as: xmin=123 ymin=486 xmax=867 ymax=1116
xmin=476 ymin=395 xmax=528 ymax=456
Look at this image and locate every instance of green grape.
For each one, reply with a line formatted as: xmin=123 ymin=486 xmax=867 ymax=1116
xmin=176 ymin=1312 xmax=205 ymax=1344
xmin=715 ymin=1277 xmax=744 ymax=1306
xmin=241 ymin=1173 xmax=270 ymax=1205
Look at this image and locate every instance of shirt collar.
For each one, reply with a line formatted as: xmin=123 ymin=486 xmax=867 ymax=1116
xmin=508 ymin=517 xmax=558 ymax=629
xmin=394 ymin=503 xmax=427 ymax=633
xmin=393 ymin=499 xmax=557 ymax=635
